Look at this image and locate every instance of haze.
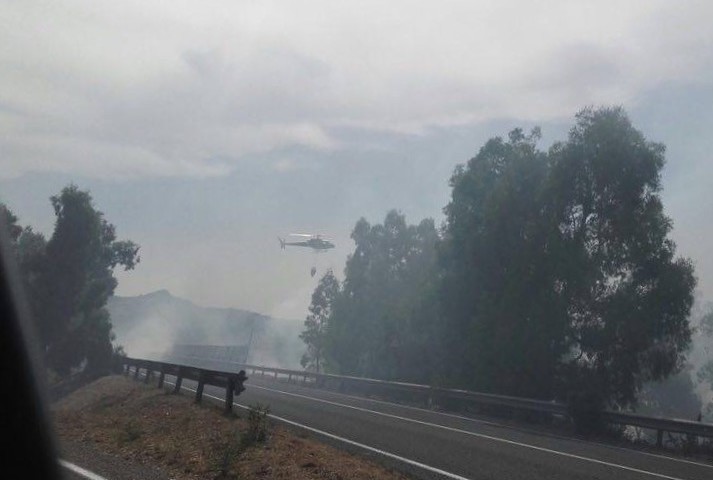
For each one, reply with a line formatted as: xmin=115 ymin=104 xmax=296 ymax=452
xmin=1 ymin=0 xmax=712 ymax=318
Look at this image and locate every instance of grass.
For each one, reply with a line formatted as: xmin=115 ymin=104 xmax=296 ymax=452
xmin=52 ymin=375 xmax=410 ymax=480
xmin=244 ymin=403 xmax=270 ymax=445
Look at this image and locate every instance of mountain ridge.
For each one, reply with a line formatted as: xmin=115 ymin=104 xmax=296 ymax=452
xmin=108 ymin=290 xmax=304 ymax=369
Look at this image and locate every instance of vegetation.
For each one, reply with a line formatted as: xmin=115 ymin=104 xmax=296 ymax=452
xmin=300 ymin=270 xmax=340 ymax=373
xmin=695 ymin=306 xmax=713 ymax=417
xmin=2 ymin=184 xmax=139 ymax=377
xmin=244 ymin=403 xmax=271 ymax=444
xmin=638 ymin=366 xmax=701 ymax=419
xmin=54 ymin=376 xmax=408 ymax=480
xmin=322 ymin=211 xmax=440 ymax=383
xmin=301 ymin=107 xmax=697 ymax=412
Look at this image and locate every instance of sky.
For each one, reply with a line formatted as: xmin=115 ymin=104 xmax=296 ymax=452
xmin=1 ymin=0 xmax=712 ymax=319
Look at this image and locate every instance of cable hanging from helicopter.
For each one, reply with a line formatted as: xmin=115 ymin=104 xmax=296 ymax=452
xmin=277 ymin=233 xmax=335 ymax=277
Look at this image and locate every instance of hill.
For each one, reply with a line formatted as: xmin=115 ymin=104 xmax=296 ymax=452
xmin=107 ymin=290 xmax=304 ymax=368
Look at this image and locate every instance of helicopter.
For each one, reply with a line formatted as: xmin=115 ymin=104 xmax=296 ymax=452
xmin=278 ymin=233 xmax=335 ymax=251
xmin=279 ymin=234 xmax=335 ymax=277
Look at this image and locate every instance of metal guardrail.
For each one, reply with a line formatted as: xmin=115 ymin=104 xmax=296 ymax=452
xmin=602 ymin=411 xmax=713 ymax=446
xmin=122 ymin=357 xmax=247 ymax=413
xmin=125 ymin=355 xmax=713 ymax=447
xmin=235 ymin=361 xmax=713 ymax=446
xmin=242 ymin=363 xmax=569 ymax=416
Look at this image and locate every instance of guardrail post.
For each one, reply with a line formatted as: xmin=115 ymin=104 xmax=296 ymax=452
xmin=157 ymin=367 xmax=165 ymax=389
xmin=236 ymin=370 xmax=247 ymax=396
xmin=195 ymin=372 xmax=206 ymax=403
xmin=657 ymin=429 xmax=663 ymax=447
xmin=225 ymin=375 xmax=237 ymax=413
xmin=173 ymin=367 xmax=184 ymax=394
xmin=223 ymin=370 xmax=248 ymax=413
xmin=225 ymin=376 xmax=235 ymax=413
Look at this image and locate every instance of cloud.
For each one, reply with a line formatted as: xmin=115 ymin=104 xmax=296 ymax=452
xmin=1 ymin=0 xmax=712 ymax=179
xmin=272 ymin=158 xmax=297 ymax=173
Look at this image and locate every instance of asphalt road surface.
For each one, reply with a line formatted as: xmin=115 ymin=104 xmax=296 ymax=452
xmin=163 ymin=373 xmax=713 ymax=480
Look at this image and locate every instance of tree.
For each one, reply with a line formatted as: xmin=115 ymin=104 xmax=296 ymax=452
xmin=306 ymin=107 xmax=694 ymax=411
xmin=1 ymin=203 xmax=48 ymax=312
xmin=325 ymin=210 xmax=440 ymax=382
xmin=439 ymin=108 xmax=695 ymax=408
xmin=548 ymin=107 xmax=696 ymax=408
xmin=1 ymin=203 xmax=23 ymax=243
xmin=300 ymin=269 xmax=340 ymax=372
xmin=440 ymin=127 xmax=567 ymax=398
xmin=34 ymin=185 xmax=140 ymax=375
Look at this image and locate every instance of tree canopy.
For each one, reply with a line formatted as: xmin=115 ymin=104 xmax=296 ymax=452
xmin=303 ymin=107 xmax=697 ymax=410
xmin=300 ymin=269 xmax=340 ymax=373
xmin=301 ymin=210 xmax=440 ymax=383
xmin=547 ymin=107 xmax=696 ymax=406
xmin=2 ymin=185 xmax=139 ymax=376
xmin=440 ymin=127 xmax=566 ymax=398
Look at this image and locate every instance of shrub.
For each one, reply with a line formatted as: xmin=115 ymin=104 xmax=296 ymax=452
xmin=244 ymin=403 xmax=270 ymax=445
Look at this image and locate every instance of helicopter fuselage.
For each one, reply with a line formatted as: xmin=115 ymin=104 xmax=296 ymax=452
xmin=279 ymin=237 xmax=334 ymax=250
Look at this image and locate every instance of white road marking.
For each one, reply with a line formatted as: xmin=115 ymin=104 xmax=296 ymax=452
xmin=251 ymin=375 xmax=512 ymax=428
xmin=59 ymin=460 xmax=108 ymax=480
xmin=247 ymin=383 xmax=692 ymax=480
xmin=234 ymin=404 xmax=474 ymax=480
xmin=253 ymin=377 xmax=713 ymax=470
xmin=161 ymin=376 xmax=691 ymax=480
xmin=164 ymin=380 xmax=470 ymax=480
xmin=141 ymin=365 xmax=713 ymax=471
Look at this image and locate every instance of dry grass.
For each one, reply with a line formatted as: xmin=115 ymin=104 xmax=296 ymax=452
xmin=52 ymin=375 xmax=410 ymax=480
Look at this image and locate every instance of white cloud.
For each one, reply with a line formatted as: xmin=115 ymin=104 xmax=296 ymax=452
xmin=272 ymin=158 xmax=296 ymax=173
xmin=1 ymin=0 xmax=712 ymax=178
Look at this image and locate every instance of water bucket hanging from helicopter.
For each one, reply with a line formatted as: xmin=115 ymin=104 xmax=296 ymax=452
xmin=277 ymin=233 xmax=335 ymax=278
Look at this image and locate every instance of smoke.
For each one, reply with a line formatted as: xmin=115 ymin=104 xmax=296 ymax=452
xmin=117 ymin=313 xmax=178 ymax=359
xmin=688 ymin=301 xmax=713 ymax=416
xmin=108 ymin=289 xmax=305 ymax=369
xmin=639 ymin=299 xmax=713 ymax=420
xmin=248 ymin=317 xmax=304 ymax=369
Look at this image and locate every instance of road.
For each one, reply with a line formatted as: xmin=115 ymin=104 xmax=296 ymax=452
xmin=164 ymin=373 xmax=713 ymax=480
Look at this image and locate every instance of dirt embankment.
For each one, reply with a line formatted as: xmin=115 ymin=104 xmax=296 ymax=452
xmin=53 ymin=375 xmax=409 ymax=480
